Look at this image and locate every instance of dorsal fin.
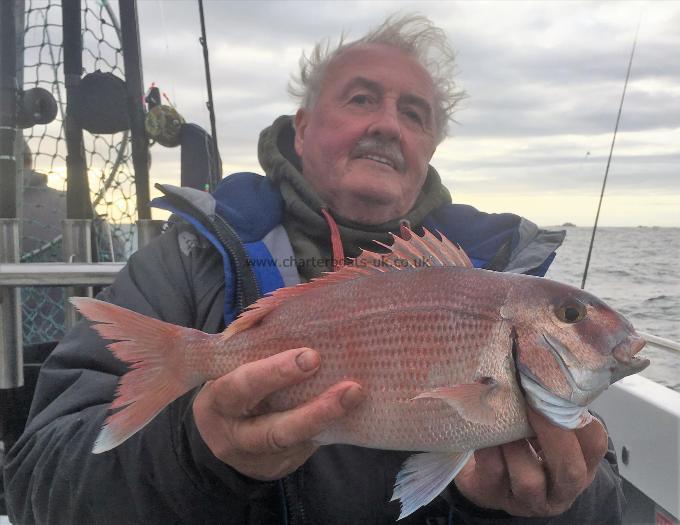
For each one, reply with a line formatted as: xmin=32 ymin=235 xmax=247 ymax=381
xmin=364 ymin=228 xmax=473 ymax=270
xmin=222 ymin=227 xmax=473 ymax=338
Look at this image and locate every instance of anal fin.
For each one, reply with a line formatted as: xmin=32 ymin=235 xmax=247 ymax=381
xmin=391 ymin=450 xmax=473 ymax=520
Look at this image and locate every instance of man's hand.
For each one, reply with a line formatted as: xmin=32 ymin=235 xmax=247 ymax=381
xmin=454 ymin=407 xmax=609 ymax=517
xmin=192 ymin=347 xmax=364 ymax=480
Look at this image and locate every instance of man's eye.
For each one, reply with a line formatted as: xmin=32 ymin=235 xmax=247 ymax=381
xmin=350 ymin=94 xmax=372 ymax=105
xmin=404 ymin=110 xmax=423 ymax=124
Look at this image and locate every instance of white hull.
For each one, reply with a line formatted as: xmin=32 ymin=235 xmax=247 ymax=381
xmin=592 ymin=375 xmax=680 ymax=522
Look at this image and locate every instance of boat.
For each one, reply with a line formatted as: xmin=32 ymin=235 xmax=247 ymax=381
xmin=1 ymin=2 xmax=678 ymax=524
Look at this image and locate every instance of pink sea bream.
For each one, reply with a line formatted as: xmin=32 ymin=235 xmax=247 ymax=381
xmin=71 ymin=228 xmax=648 ymax=519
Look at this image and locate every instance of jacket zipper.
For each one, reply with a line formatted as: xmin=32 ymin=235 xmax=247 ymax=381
xmin=155 ymin=189 xmax=260 ymax=314
xmin=282 ymin=472 xmax=308 ymax=525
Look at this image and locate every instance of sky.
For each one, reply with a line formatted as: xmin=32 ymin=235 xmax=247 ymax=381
xmin=130 ymin=1 xmax=680 ymax=227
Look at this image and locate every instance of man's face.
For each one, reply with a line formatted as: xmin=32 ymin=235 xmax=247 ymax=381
xmin=294 ymin=44 xmax=438 ymax=225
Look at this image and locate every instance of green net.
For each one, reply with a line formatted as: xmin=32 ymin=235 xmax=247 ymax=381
xmin=21 ymin=0 xmax=138 ymax=345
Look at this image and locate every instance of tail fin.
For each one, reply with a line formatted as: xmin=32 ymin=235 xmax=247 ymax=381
xmin=71 ymin=297 xmax=210 ymax=453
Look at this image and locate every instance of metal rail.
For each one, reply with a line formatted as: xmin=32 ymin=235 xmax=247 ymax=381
xmin=0 ymin=262 xmax=124 ymax=286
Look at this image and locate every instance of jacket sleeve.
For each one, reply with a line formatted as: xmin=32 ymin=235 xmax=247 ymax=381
xmin=3 ymin=224 xmax=280 ymax=525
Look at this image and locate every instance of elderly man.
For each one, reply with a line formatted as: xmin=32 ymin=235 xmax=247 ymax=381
xmin=4 ymin=15 xmax=623 ymax=524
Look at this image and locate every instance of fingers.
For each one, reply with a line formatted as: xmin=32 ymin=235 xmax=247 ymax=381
xmin=192 ymin=348 xmax=366 ymax=481
xmin=473 ymin=445 xmax=506 ymax=485
xmin=527 ymin=408 xmax=588 ymax=513
xmin=209 ymin=348 xmax=321 ymax=417
xmin=501 ymin=440 xmax=547 ymax=516
xmin=454 ymin=447 xmax=506 ymax=510
xmin=501 ymin=439 xmax=546 ymax=508
xmin=575 ymin=417 xmax=609 ymax=475
xmin=234 ymin=381 xmax=364 ymax=453
xmin=455 ymin=410 xmax=609 ymax=519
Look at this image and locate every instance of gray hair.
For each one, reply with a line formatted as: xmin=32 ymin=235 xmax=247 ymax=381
xmin=288 ymin=14 xmax=466 ymax=143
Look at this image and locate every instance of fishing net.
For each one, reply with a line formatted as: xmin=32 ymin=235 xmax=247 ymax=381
xmin=21 ymin=0 xmax=137 ymax=345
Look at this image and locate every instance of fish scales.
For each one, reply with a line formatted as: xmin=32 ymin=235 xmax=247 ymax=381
xmin=190 ymin=267 xmax=529 ymax=452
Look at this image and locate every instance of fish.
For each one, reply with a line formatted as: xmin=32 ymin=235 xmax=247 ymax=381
xmin=71 ymin=228 xmax=649 ymax=519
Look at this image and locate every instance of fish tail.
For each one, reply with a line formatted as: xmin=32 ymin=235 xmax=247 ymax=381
xmin=71 ymin=297 xmax=211 ymax=454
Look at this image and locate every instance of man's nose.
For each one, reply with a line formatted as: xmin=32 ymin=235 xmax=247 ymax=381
xmin=366 ymin=103 xmax=401 ymax=141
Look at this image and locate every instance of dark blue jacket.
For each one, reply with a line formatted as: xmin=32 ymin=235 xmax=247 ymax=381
xmin=5 ymin=172 xmax=625 ymax=525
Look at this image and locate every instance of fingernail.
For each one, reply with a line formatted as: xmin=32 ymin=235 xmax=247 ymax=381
xmin=340 ymin=384 xmax=364 ymax=410
xmin=296 ymin=349 xmax=319 ymax=372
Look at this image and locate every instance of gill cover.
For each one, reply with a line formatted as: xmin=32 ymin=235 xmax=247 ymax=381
xmin=509 ymin=279 xmax=649 ymax=429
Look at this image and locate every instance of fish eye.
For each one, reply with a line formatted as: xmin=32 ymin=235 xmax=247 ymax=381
xmin=555 ymin=300 xmax=587 ymax=324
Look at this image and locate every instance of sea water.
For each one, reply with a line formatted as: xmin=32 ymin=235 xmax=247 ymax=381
xmin=545 ymin=227 xmax=680 ymax=391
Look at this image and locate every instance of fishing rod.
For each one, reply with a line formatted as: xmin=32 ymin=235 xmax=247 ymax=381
xmin=638 ymin=331 xmax=680 ymax=356
xmin=581 ymin=21 xmax=640 ymax=290
xmin=197 ymin=0 xmax=219 ymax=192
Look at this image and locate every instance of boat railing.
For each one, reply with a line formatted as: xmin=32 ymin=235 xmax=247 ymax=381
xmin=0 ymin=219 xmax=163 ymax=391
xmin=0 ymin=262 xmax=125 ymax=287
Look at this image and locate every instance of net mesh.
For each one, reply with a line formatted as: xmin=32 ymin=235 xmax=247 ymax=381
xmin=21 ymin=0 xmax=137 ymax=345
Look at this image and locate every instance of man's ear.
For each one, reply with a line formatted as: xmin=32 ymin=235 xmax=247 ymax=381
xmin=294 ymin=108 xmax=308 ymax=158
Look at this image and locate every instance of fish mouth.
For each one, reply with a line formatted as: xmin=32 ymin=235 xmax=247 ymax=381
xmin=610 ymin=336 xmax=649 ymax=382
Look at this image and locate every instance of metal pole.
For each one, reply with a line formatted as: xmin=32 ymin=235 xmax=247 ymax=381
xmin=197 ymin=0 xmax=220 ymax=191
xmin=0 ymin=220 xmax=23 ymax=390
xmin=15 ymin=0 xmax=25 ymax=225
xmin=62 ymin=0 xmax=92 ymax=221
xmin=62 ymin=219 xmax=92 ymax=329
xmin=136 ymin=219 xmax=164 ymax=249
xmin=0 ymin=0 xmax=24 ymax=393
xmin=1 ymin=0 xmax=18 ymax=220
xmin=119 ymin=0 xmax=151 ymax=220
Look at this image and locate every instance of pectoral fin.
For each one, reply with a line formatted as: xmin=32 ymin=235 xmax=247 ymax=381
xmin=391 ymin=450 xmax=473 ymax=520
xmin=413 ymin=379 xmax=498 ymax=426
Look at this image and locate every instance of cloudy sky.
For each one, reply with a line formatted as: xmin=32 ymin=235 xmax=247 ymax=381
xmin=133 ymin=0 xmax=679 ymax=227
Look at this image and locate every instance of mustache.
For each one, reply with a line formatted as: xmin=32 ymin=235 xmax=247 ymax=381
xmin=351 ymin=136 xmax=405 ymax=172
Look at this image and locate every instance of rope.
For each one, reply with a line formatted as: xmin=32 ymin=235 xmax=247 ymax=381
xmin=321 ymin=208 xmax=345 ymax=271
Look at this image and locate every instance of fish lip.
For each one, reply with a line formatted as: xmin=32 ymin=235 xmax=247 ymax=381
xmin=610 ymin=335 xmax=650 ymax=382
xmin=612 ymin=356 xmax=650 ymax=378
xmin=613 ymin=336 xmax=646 ymax=362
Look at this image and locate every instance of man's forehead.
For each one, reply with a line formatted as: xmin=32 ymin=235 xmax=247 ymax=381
xmin=324 ymin=43 xmax=435 ymax=98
